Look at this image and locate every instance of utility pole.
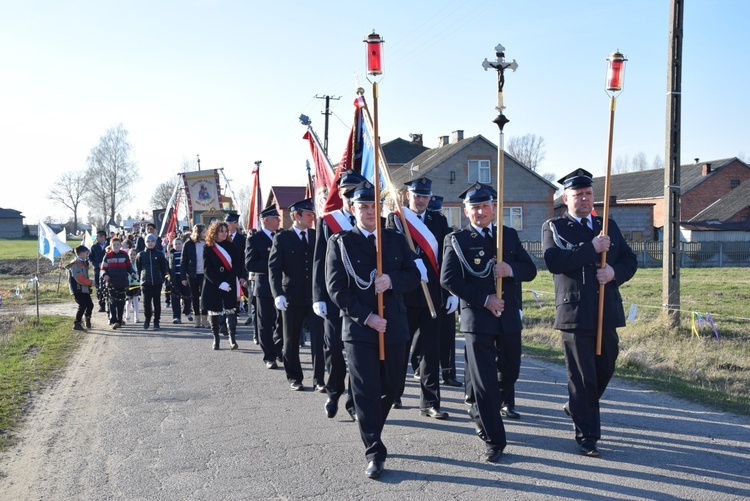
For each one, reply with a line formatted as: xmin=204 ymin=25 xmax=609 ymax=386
xmin=663 ymin=0 xmax=683 ymax=330
xmin=315 ymin=94 xmax=340 ymax=155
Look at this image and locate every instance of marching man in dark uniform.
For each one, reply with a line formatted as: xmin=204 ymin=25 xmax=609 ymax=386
xmin=268 ymin=198 xmax=324 ymax=391
xmin=542 ymin=168 xmax=637 ymax=457
xmin=387 ymin=176 xmax=455 ymax=419
xmin=440 ymin=183 xmax=537 ymax=463
xmin=325 ymin=180 xmax=421 ymax=479
xmin=312 ymin=171 xmax=365 ymax=421
xmin=245 ymin=206 xmax=284 ymax=369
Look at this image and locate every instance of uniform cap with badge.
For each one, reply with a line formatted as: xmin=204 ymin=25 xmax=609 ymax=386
xmin=288 ymin=198 xmax=315 ymax=213
xmin=259 ymin=206 xmax=281 ymax=219
xmin=458 ymin=183 xmax=495 ymax=205
xmin=427 ymin=195 xmax=443 ymax=211
xmin=224 ymin=213 xmax=240 ymax=223
xmin=558 ymin=168 xmax=594 ymax=190
xmin=344 ymin=180 xmax=376 ymax=203
xmin=404 ymin=176 xmax=433 ymax=196
xmin=338 ymin=171 xmax=367 ymax=188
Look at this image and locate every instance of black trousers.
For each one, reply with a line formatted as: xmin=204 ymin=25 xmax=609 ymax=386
xmin=141 ymin=283 xmax=163 ymax=322
xmin=107 ymin=286 xmax=127 ymax=324
xmin=397 ymin=306 xmax=441 ymax=409
xmin=322 ymin=301 xmax=354 ymax=412
xmin=562 ymin=328 xmax=619 ymax=444
xmin=305 ymin=308 xmax=325 ymax=387
xmin=74 ymin=292 xmax=94 ymax=323
xmin=464 ymin=333 xmax=508 ymax=452
xmin=170 ymin=281 xmax=191 ymax=318
xmin=257 ymin=295 xmax=282 ymax=362
xmin=282 ymin=304 xmax=308 ymax=384
xmin=94 ymin=268 xmax=105 ymax=309
xmin=439 ymin=309 xmax=457 ymax=380
xmin=346 ymin=340 xmax=405 ymax=462
xmin=188 ymin=274 xmax=205 ymax=315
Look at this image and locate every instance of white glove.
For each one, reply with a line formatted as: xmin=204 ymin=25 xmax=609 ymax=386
xmin=414 ymin=258 xmax=428 ymax=283
xmin=313 ymin=301 xmax=327 ymax=318
xmin=218 ymin=282 xmax=231 ymax=292
xmin=274 ymin=295 xmax=288 ymax=311
xmin=445 ymin=295 xmax=459 ymax=314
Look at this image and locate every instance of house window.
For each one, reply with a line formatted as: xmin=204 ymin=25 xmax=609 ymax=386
xmin=468 ymin=159 xmax=491 ymax=184
xmin=630 ymin=231 xmax=644 ymax=241
xmin=443 ymin=207 xmax=463 ymax=230
xmin=730 ymin=179 xmax=740 ymax=189
xmin=504 ymin=206 xmax=523 ymax=230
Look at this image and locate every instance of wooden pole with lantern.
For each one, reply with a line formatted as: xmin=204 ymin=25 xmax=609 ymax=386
xmin=365 ymin=31 xmax=387 ymax=361
xmin=596 ymin=51 xmax=627 ymax=355
xmin=482 ymin=44 xmax=518 ymax=313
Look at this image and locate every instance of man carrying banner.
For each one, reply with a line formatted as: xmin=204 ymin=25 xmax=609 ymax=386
xmin=245 ymin=206 xmax=284 ymax=369
xmin=440 ymin=183 xmax=536 ymax=463
xmin=387 ymin=177 xmax=454 ymax=419
xmin=325 ymin=180 xmax=420 ymax=478
xmin=312 ymin=171 xmax=365 ymax=420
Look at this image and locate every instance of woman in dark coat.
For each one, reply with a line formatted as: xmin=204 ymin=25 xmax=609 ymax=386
xmin=201 ymin=221 xmax=247 ymax=350
xmin=182 ymin=224 xmax=207 ymax=328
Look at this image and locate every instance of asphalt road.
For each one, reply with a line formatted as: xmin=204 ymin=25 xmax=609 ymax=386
xmin=1 ymin=307 xmax=749 ymax=500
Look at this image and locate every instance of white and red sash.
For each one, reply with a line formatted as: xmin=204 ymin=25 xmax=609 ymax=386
xmin=322 ymin=210 xmax=353 ymax=234
xmin=212 ymin=244 xmax=233 ymax=270
xmin=399 ymin=207 xmax=439 ymax=275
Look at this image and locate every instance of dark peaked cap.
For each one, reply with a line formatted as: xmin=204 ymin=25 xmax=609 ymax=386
xmin=260 ymin=206 xmax=280 ymax=218
xmin=289 ymin=198 xmax=315 ymax=213
xmin=558 ymin=168 xmax=594 ymax=190
xmin=224 ymin=213 xmax=240 ymax=223
xmin=344 ymin=180 xmax=376 ymax=203
xmin=338 ymin=171 xmax=367 ymax=187
xmin=404 ymin=176 xmax=433 ymax=196
xmin=427 ymin=195 xmax=443 ymax=211
xmin=458 ymin=183 xmax=495 ymax=205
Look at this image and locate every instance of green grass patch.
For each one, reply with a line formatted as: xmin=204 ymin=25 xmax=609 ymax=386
xmin=0 ymin=315 xmax=84 ymax=451
xmin=521 ymin=267 xmax=750 ymax=416
xmin=0 ymin=238 xmax=50 ymax=260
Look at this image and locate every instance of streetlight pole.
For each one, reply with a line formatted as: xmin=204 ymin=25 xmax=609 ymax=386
xmin=596 ymin=51 xmax=627 ymax=355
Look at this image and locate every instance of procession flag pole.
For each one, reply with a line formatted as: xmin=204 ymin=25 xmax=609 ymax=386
xmin=483 ymin=43 xmax=518 ymax=313
xmin=596 ymin=51 xmax=627 ymax=355
xmin=365 ymin=30 xmax=386 ymax=360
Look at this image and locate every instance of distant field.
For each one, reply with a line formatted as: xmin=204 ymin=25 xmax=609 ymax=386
xmin=0 ymin=238 xmax=47 ymax=260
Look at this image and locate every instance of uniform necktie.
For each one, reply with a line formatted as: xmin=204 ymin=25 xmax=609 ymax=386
xmin=349 ymin=215 xmax=356 ymax=226
xmin=300 ymin=231 xmax=308 ymax=247
xmin=270 ymin=231 xmax=275 ymax=238
xmin=417 ymin=214 xmax=422 ymax=221
xmin=482 ymin=227 xmax=492 ymax=240
xmin=367 ymin=234 xmax=376 ymax=248
xmin=582 ymin=218 xmax=593 ymax=231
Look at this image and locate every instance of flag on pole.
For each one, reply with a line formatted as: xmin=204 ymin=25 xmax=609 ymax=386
xmin=108 ymin=224 xmax=118 ymax=235
xmin=38 ymin=221 xmax=72 ymax=263
xmin=56 ymin=228 xmax=67 ymax=242
xmin=303 ymin=128 xmax=335 ymax=216
xmin=247 ymin=162 xmax=262 ymax=231
xmin=322 ymin=95 xmax=366 ymax=213
xmin=80 ymin=230 xmax=92 ymax=250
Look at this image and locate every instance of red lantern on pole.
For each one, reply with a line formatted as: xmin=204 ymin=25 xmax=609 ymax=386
xmin=606 ymin=51 xmax=627 ymax=92
xmin=364 ymin=31 xmax=384 ymax=76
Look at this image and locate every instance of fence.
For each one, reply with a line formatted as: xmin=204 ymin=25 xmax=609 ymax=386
xmin=522 ymin=241 xmax=750 ymax=269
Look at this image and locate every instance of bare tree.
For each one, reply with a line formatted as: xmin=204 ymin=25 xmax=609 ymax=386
xmin=654 ymin=155 xmax=664 ymax=169
xmin=150 ymin=178 xmax=180 ymax=209
xmin=507 ymin=134 xmax=546 ymax=171
xmin=233 ymin=185 xmax=251 ymax=229
xmin=84 ymin=124 xmax=138 ymax=224
xmin=632 ymin=151 xmax=649 ymax=171
xmin=614 ymin=154 xmax=630 ymax=174
xmin=48 ymin=170 xmax=89 ymax=233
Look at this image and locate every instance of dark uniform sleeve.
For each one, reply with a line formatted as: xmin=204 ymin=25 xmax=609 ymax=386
xmin=542 ymin=220 xmax=599 ymax=273
xmin=312 ymin=218 xmax=329 ymax=303
xmin=608 ymin=219 xmax=638 ymax=286
xmin=267 ymin=234 xmax=284 ymax=299
xmin=385 ymin=230 xmax=421 ymax=295
xmin=440 ymin=232 xmax=490 ymax=309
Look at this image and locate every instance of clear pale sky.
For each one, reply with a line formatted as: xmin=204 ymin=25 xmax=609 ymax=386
xmin=1 ymin=1 xmax=747 ymax=225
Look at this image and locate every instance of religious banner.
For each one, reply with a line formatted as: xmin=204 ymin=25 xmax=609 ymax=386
xmin=181 ymin=169 xmax=222 ymax=221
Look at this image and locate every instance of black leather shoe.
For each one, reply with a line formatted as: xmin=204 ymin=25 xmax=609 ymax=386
xmin=290 ymin=382 xmax=304 ymax=391
xmin=563 ymin=402 xmax=571 ymax=416
xmin=442 ymin=377 xmax=463 ymax=387
xmin=243 ymin=317 xmax=253 ymax=325
xmin=579 ymin=441 xmax=600 ymax=457
xmin=391 ymin=398 xmax=402 ymax=409
xmin=500 ymin=406 xmax=521 ymax=419
xmin=420 ymin=407 xmax=449 ymax=420
xmin=365 ymin=460 xmax=384 ymax=479
xmin=265 ymin=361 xmax=277 ymax=369
xmin=483 ymin=448 xmax=503 ymax=463
xmin=325 ymin=398 xmax=339 ymax=418
xmin=314 ymin=384 xmax=326 ymax=393
xmin=464 ymin=395 xmax=475 ymax=406
xmin=346 ymin=407 xmax=357 ymax=422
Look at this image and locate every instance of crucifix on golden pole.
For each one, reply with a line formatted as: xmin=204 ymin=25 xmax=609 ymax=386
xmin=483 ymin=43 xmax=518 ymax=315
xmin=596 ymin=51 xmax=627 ymax=355
xmin=364 ymin=30 xmax=387 ymax=360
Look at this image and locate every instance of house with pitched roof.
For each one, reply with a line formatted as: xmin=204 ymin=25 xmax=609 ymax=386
xmin=381 ymin=134 xmax=429 ymax=170
xmin=387 ymin=131 xmax=557 ymax=241
xmin=681 ymin=176 xmax=750 ymax=242
xmin=0 ymin=207 xmax=25 ymax=238
xmin=265 ymin=186 xmax=307 ymax=229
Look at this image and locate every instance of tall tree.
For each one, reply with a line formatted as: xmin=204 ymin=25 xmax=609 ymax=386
xmin=84 ymin=124 xmax=138 ymax=224
xmin=632 ymin=151 xmax=649 ymax=171
xmin=652 ymin=154 xmax=664 ymax=169
xmin=48 ymin=170 xmax=89 ymax=234
xmin=507 ymin=134 xmax=546 ymax=172
xmin=150 ymin=178 xmax=180 ymax=209
xmin=614 ymin=154 xmax=630 ymax=174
